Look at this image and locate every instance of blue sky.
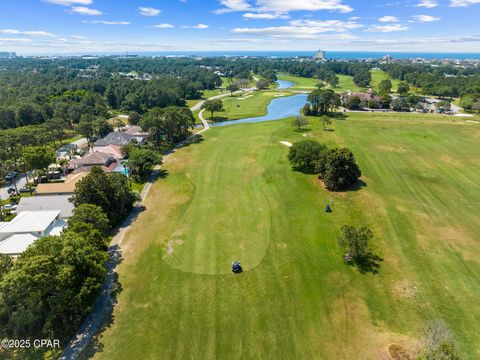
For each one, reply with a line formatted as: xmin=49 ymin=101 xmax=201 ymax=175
xmin=1 ymin=0 xmax=480 ymax=54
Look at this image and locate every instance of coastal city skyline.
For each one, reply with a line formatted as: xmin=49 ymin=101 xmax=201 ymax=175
xmin=1 ymin=0 xmax=480 ymax=54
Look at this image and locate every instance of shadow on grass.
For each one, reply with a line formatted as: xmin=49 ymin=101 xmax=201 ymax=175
xmin=209 ymin=116 xmax=229 ymax=122
xmin=294 ymin=128 xmax=312 ymax=133
xmin=332 ymin=112 xmax=349 ymax=120
xmin=345 ymin=179 xmax=368 ymax=192
xmin=345 ymin=251 xmax=383 ymax=275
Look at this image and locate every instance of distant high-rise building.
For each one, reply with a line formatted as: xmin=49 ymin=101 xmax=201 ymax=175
xmin=382 ymin=54 xmax=393 ymax=62
xmin=314 ymin=49 xmax=326 ymax=60
xmin=0 ymin=52 xmax=16 ymax=58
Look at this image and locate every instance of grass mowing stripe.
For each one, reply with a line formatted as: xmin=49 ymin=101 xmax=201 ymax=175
xmin=94 ymin=113 xmax=480 ymax=359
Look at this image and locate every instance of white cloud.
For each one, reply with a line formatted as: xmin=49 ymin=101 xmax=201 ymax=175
xmin=415 ymin=0 xmax=438 ymax=8
xmin=348 ymin=16 xmax=361 ymax=20
xmin=232 ymin=19 xmax=361 ymax=39
xmin=138 ymin=7 xmax=161 ymax=16
xmin=70 ymin=6 xmax=102 ymax=15
xmin=215 ymin=0 xmax=252 ymax=13
xmin=366 ymin=24 xmax=409 ymax=32
xmin=0 ymin=29 xmax=55 ymax=37
xmin=379 ymin=16 xmax=399 ymax=22
xmin=450 ymin=0 xmax=480 ymax=6
xmin=192 ymin=24 xmax=209 ymax=29
xmin=412 ymin=14 xmax=441 ymax=21
xmin=82 ymin=20 xmax=130 ymax=25
xmin=215 ymin=0 xmax=353 ymax=14
xmin=42 ymin=0 xmax=92 ymax=5
xmin=243 ymin=12 xmax=288 ymax=19
xmin=348 ymin=35 xmax=480 ymax=46
xmin=0 ymin=38 xmax=32 ymax=43
xmin=154 ymin=23 xmax=175 ymax=28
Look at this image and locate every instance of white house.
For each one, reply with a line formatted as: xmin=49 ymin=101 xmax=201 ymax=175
xmin=0 ymin=211 xmax=67 ymax=256
xmin=16 ymin=195 xmax=75 ymax=219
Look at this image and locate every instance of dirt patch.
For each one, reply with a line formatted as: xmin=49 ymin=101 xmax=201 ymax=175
xmin=393 ymin=280 xmax=418 ymax=299
xmin=387 ymin=343 xmax=414 ymax=360
xmin=438 ymin=154 xmax=462 ymax=168
xmin=376 ymin=144 xmax=407 ymax=153
xmin=276 ymin=242 xmax=287 ymax=249
xmin=164 ymin=239 xmax=184 ymax=257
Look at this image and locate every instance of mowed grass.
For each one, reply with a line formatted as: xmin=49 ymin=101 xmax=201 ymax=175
xmin=277 ymin=74 xmax=321 ymax=90
xmin=371 ymin=69 xmax=401 ymax=93
xmin=211 ymin=91 xmax=291 ymax=121
xmin=278 ymin=73 xmax=362 ymax=93
xmin=336 ymin=74 xmax=362 ymax=93
xmin=94 ymin=113 xmax=480 ymax=359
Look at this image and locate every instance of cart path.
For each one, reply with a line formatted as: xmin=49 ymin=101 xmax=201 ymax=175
xmin=60 ymin=99 xmax=212 ymax=360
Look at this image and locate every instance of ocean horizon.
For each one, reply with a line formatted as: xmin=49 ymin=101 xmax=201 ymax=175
xmin=19 ymin=50 xmax=480 ymax=60
xmin=94 ymin=51 xmax=480 ymax=60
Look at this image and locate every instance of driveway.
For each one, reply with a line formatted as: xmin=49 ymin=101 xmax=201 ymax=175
xmin=0 ymin=175 xmax=27 ymax=200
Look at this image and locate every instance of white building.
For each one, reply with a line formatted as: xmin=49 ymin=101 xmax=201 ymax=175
xmin=0 ymin=211 xmax=66 ymax=256
xmin=314 ymin=49 xmax=326 ymax=60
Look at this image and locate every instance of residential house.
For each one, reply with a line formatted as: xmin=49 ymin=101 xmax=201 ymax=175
xmin=68 ymin=152 xmax=117 ymax=173
xmin=17 ymin=195 xmax=74 ymax=219
xmin=56 ymin=143 xmax=78 ymax=160
xmin=91 ymin=144 xmax=123 ymax=160
xmin=123 ymin=125 xmax=149 ymax=140
xmin=94 ymin=131 xmax=145 ymax=147
xmin=341 ymin=91 xmax=382 ymax=105
xmin=35 ymin=172 xmax=88 ymax=196
xmin=0 ymin=211 xmax=66 ymax=256
xmin=95 ymin=125 xmax=148 ymax=147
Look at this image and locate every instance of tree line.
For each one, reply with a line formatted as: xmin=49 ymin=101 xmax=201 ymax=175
xmin=0 ymin=166 xmax=138 ymax=357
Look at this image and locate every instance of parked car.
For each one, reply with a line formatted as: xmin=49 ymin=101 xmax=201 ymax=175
xmin=18 ymin=187 xmax=32 ymax=193
xmin=4 ymin=172 xmax=18 ymax=181
xmin=1 ymin=204 xmax=17 ymax=211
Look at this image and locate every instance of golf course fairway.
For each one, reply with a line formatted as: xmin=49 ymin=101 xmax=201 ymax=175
xmin=93 ymin=112 xmax=480 ymax=359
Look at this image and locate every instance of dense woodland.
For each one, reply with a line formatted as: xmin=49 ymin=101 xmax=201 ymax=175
xmin=1 ymin=56 xmax=479 ymax=131
xmin=1 ymin=56 xmax=479 ymax=174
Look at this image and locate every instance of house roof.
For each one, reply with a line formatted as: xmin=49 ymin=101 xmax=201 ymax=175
xmin=70 ymin=138 xmax=89 ymax=148
xmin=92 ymin=145 xmax=123 ymax=159
xmin=0 ymin=233 xmax=39 ymax=255
xmin=17 ymin=195 xmax=74 ymax=218
xmin=35 ymin=172 xmax=88 ymax=195
xmin=71 ymin=160 xmax=118 ymax=174
xmin=95 ymin=132 xmax=136 ymax=146
xmin=341 ymin=92 xmax=382 ymax=102
xmin=0 ymin=211 xmax=60 ymax=234
xmin=69 ymin=152 xmax=114 ymax=168
xmin=124 ymin=125 xmax=149 ymax=137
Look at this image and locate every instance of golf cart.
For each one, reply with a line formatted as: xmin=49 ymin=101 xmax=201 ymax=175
xmin=232 ymin=261 xmax=243 ymax=274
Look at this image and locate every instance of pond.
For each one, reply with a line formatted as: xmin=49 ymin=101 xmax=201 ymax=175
xmin=276 ymin=79 xmax=294 ymax=90
xmin=212 ymin=94 xmax=308 ymax=127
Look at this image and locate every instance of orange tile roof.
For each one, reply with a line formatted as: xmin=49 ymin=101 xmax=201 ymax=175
xmin=35 ymin=172 xmax=89 ymax=195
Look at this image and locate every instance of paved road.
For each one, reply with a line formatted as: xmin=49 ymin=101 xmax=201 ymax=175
xmin=59 ymin=162 xmax=165 ymax=360
xmin=0 ymin=175 xmax=27 ymax=200
xmin=198 ymin=109 xmax=209 ymax=129
xmin=61 ymin=103 xmax=213 ymax=359
xmin=192 ymin=87 xmax=258 ymax=131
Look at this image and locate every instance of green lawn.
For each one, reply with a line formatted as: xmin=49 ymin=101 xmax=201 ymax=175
xmin=207 ymin=90 xmax=292 ymax=121
xmin=336 ymin=74 xmax=363 ymax=93
xmin=371 ymin=69 xmax=401 ymax=93
xmin=277 ymin=74 xmax=321 ymax=90
xmin=277 ymin=73 xmax=362 ymax=93
xmin=93 ymin=112 xmax=480 ymax=359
